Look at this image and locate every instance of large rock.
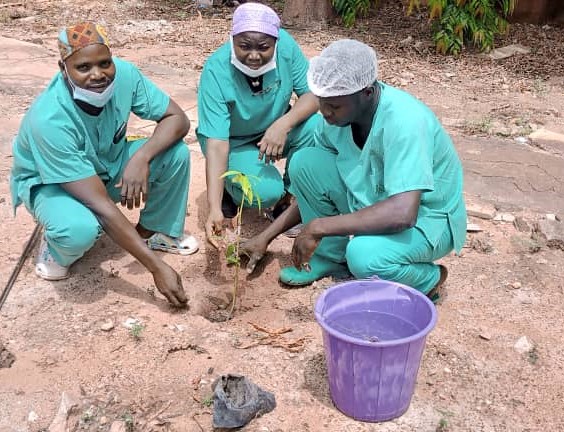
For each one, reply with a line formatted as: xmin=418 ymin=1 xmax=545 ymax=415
xmin=459 ymin=135 xmax=564 ymax=215
xmin=534 ymin=219 xmax=564 ymax=250
xmin=529 ymin=128 xmax=564 ymax=157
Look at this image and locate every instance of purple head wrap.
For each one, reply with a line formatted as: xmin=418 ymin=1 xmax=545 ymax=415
xmin=232 ymin=2 xmax=280 ymax=38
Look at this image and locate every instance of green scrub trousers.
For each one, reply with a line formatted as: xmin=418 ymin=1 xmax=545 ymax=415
xmin=30 ymin=138 xmax=190 ymax=267
xmin=288 ymin=147 xmax=454 ymax=293
xmin=221 ymin=113 xmax=320 ymax=209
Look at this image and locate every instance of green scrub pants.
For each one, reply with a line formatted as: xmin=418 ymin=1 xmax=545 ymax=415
xmin=29 ymin=138 xmax=190 ymax=267
xmin=288 ymin=147 xmax=454 ymax=294
xmin=209 ymin=113 xmax=321 ymax=209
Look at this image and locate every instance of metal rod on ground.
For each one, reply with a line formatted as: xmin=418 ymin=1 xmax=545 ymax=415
xmin=0 ymin=223 xmax=42 ymax=311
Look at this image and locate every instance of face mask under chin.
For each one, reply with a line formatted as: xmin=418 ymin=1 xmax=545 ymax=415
xmin=230 ymin=37 xmax=277 ymax=78
xmin=64 ymin=65 xmax=115 ymax=108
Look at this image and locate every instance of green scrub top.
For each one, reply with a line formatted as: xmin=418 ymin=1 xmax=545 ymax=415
xmin=315 ymin=82 xmax=467 ymax=252
xmin=10 ymin=57 xmax=170 ymax=211
xmin=196 ymin=29 xmax=310 ymax=151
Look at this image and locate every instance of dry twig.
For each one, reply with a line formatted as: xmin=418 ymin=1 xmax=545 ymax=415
xmin=237 ymin=322 xmax=308 ymax=353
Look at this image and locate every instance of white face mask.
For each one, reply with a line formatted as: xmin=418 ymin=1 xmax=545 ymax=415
xmin=230 ymin=36 xmax=277 ymax=78
xmin=64 ymin=64 xmax=115 ymax=108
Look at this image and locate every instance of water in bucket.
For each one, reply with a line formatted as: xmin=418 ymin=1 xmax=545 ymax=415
xmin=315 ymin=279 xmax=437 ymax=422
xmin=326 ymin=311 xmax=420 ymax=342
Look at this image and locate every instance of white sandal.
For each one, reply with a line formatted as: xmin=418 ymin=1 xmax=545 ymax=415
xmin=146 ymin=233 xmax=199 ymax=256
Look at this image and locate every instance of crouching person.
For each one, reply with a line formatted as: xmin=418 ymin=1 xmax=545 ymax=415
xmin=240 ymin=39 xmax=467 ymax=302
xmin=10 ymin=23 xmax=198 ymax=307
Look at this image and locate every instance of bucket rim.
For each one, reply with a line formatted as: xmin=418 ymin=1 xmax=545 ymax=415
xmin=314 ymin=279 xmax=438 ymax=347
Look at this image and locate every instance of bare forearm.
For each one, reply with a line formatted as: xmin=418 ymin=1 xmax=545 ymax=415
xmin=259 ymin=201 xmax=301 ymax=243
xmin=307 ymin=191 xmax=421 ymax=238
xmin=205 ymin=138 xmax=229 ymax=213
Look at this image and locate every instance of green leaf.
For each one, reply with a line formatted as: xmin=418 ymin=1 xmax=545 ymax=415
xmin=225 ymin=243 xmax=240 ymax=265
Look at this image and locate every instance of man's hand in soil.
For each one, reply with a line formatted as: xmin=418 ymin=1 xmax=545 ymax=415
xmin=239 ymin=236 xmax=269 ymax=274
xmin=152 ymin=262 xmax=188 ymax=308
xmin=205 ymin=208 xmax=228 ymax=249
xmin=240 ymin=201 xmax=303 ymax=274
xmin=291 ymin=225 xmax=321 ymax=270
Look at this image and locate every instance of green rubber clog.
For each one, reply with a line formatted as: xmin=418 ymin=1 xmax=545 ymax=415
xmin=279 ymin=254 xmax=349 ymax=287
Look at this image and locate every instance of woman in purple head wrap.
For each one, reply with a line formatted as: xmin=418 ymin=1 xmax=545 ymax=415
xmin=196 ymin=2 xmax=321 ymax=249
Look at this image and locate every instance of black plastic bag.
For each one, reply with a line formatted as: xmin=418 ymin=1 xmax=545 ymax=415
xmin=212 ymin=374 xmax=276 ymax=429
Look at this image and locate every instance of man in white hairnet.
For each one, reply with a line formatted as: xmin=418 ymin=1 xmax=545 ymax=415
xmin=239 ymin=39 xmax=467 ymax=301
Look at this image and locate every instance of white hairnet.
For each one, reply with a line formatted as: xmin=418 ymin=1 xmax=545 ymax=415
xmin=307 ymin=39 xmax=378 ymax=98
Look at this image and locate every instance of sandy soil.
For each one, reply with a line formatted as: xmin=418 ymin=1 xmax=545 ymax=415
xmin=1 ymin=1 xmax=564 ymax=431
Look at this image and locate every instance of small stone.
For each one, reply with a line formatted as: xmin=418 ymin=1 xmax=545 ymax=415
xmin=100 ymin=416 xmax=109 ymax=425
xmin=110 ymin=421 xmax=127 ymax=432
xmin=514 ymin=336 xmax=534 ymax=354
xmin=467 ymin=222 xmax=483 ymax=232
xmin=399 ymin=35 xmax=413 ymax=46
xmin=100 ymin=320 xmax=115 ymax=332
xmin=123 ymin=318 xmax=140 ymax=329
xmin=479 ymin=333 xmax=492 ymax=341
xmin=519 ymin=297 xmax=533 ymax=305
xmin=488 ymin=44 xmax=531 ymax=60
xmin=513 ymin=217 xmax=531 ymax=233
xmin=511 ymin=282 xmax=522 ymax=290
xmin=536 ymin=258 xmax=548 ymax=265
xmin=28 ymin=411 xmax=38 ymax=422
xmin=443 ymin=367 xmax=452 ymax=374
xmin=501 ymin=213 xmax=516 ymax=223
xmin=546 ymin=213 xmax=557 ymax=221
xmin=0 ymin=342 xmax=16 ymax=368
xmin=466 ymin=198 xmax=496 ymax=220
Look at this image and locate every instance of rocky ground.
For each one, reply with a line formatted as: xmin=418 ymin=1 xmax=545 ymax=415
xmin=1 ymin=1 xmax=564 ymax=431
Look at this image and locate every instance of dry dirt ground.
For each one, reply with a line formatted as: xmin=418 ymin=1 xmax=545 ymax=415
xmin=1 ymin=1 xmax=564 ymax=431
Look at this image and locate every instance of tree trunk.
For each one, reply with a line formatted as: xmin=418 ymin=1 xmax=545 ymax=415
xmin=282 ymin=0 xmax=335 ymax=28
xmin=511 ymin=0 xmax=564 ymax=24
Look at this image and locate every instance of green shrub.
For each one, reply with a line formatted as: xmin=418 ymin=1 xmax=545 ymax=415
xmin=332 ymin=0 xmax=373 ymax=27
xmin=332 ymin=0 xmax=515 ymax=55
xmin=409 ymin=0 xmax=516 ymax=55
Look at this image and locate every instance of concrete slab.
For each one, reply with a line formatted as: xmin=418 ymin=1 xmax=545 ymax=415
xmin=0 ymin=36 xmax=57 ymax=91
xmin=456 ymin=134 xmax=564 ymax=215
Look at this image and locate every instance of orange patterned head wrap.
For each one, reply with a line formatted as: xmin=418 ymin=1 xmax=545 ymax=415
xmin=57 ymin=22 xmax=110 ymax=61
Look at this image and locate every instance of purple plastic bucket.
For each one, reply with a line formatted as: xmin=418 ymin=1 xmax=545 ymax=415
xmin=314 ymin=279 xmax=437 ymax=422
